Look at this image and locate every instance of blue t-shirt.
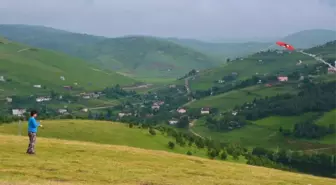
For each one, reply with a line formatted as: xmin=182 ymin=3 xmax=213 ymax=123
xmin=28 ymin=117 xmax=40 ymax=133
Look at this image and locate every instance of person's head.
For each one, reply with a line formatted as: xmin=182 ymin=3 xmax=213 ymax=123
xmin=30 ymin=110 xmax=38 ymax=118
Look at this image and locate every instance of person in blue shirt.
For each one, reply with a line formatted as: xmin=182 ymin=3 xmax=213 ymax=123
xmin=26 ymin=110 xmax=42 ymax=154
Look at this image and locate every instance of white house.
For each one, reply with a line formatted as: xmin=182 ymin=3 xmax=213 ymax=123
xmin=151 ymin=105 xmax=160 ymax=110
xmin=6 ymin=97 xmax=12 ymax=103
xmin=177 ymin=108 xmax=187 ymax=114
xmin=12 ymin=109 xmax=26 ymax=117
xmin=58 ymin=109 xmax=68 ymax=114
xmin=81 ymin=108 xmax=88 ymax=113
xmin=232 ymin=111 xmax=238 ymax=116
xmin=36 ymin=97 xmax=51 ymax=102
xmin=118 ymin=112 xmax=132 ymax=118
xmin=33 ymin=85 xmax=42 ymax=88
xmin=201 ymin=107 xmax=210 ymax=114
xmin=168 ymin=119 xmax=179 ymax=125
xmin=0 ymin=76 xmax=5 ymax=82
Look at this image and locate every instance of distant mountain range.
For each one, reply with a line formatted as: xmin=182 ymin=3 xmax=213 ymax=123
xmin=169 ymin=29 xmax=336 ymax=59
xmin=0 ymin=24 xmax=335 ymax=79
xmin=0 ymin=25 xmax=221 ymax=79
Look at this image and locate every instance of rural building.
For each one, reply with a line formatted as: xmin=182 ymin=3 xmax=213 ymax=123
xmin=265 ymin=84 xmax=272 ymax=87
xmin=6 ymin=97 xmax=12 ymax=103
xmin=169 ymin=84 xmax=176 ymax=88
xmin=168 ymin=119 xmax=179 ymax=125
xmin=64 ymin=86 xmax=72 ymax=90
xmin=177 ymin=108 xmax=187 ymax=114
xmin=277 ymin=76 xmax=288 ymax=82
xmin=151 ymin=105 xmax=160 ymax=110
xmin=201 ymin=107 xmax=210 ymax=114
xmin=218 ymin=80 xmax=225 ymax=84
xmin=33 ymin=85 xmax=42 ymax=88
xmin=36 ymin=97 xmax=51 ymax=102
xmin=328 ymin=67 xmax=336 ymax=74
xmin=232 ymin=111 xmax=238 ymax=116
xmin=81 ymin=108 xmax=88 ymax=112
xmin=58 ymin=109 xmax=68 ymax=114
xmin=0 ymin=76 xmax=5 ymax=82
xmin=118 ymin=112 xmax=132 ymax=118
xmin=12 ymin=109 xmax=26 ymax=117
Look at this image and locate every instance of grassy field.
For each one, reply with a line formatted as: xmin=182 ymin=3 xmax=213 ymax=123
xmin=0 ymin=120 xmax=211 ymax=158
xmin=0 ymin=36 xmax=136 ymax=96
xmin=192 ymin=111 xmax=336 ymax=151
xmin=188 ymin=84 xmax=296 ymax=111
xmin=1 ymin=135 xmax=336 ymax=185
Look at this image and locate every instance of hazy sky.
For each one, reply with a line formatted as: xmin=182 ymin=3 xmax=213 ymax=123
xmin=1 ymin=0 xmax=335 ymax=39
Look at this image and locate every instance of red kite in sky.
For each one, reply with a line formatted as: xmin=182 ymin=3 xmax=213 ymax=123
xmin=276 ymin=41 xmax=295 ymax=51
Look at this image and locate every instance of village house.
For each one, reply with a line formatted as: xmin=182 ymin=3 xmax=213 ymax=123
xmin=64 ymin=86 xmax=72 ymax=90
xmin=6 ymin=97 xmax=12 ymax=103
xmin=81 ymin=108 xmax=88 ymax=113
xmin=201 ymin=107 xmax=210 ymax=114
xmin=36 ymin=97 xmax=51 ymax=102
xmin=177 ymin=108 xmax=187 ymax=114
xmin=118 ymin=112 xmax=132 ymax=118
xmin=58 ymin=109 xmax=68 ymax=114
xmin=168 ymin=119 xmax=179 ymax=125
xmin=0 ymin=76 xmax=5 ymax=82
xmin=218 ymin=80 xmax=225 ymax=84
xmin=33 ymin=85 xmax=42 ymax=88
xmin=277 ymin=76 xmax=288 ymax=82
xmin=328 ymin=67 xmax=336 ymax=74
xmin=12 ymin=109 xmax=26 ymax=117
xmin=169 ymin=84 xmax=176 ymax=88
xmin=151 ymin=105 xmax=160 ymax=110
xmin=265 ymin=83 xmax=272 ymax=87
xmin=232 ymin=111 xmax=238 ymax=116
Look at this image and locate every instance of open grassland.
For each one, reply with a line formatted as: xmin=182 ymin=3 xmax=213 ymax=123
xmin=1 ymin=134 xmax=336 ymax=185
xmin=0 ymin=120 xmax=209 ymax=158
xmin=188 ymin=84 xmax=296 ymax=111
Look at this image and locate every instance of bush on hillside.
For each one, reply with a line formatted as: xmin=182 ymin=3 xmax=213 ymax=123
xmin=168 ymin=141 xmax=175 ymax=149
xmin=149 ymin=128 xmax=156 ymax=136
xmin=220 ymin=150 xmax=228 ymax=160
xmin=187 ymin=151 xmax=192 ymax=156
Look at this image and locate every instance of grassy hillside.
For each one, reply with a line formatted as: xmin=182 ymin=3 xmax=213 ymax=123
xmin=188 ymin=50 xmax=314 ymax=90
xmin=192 ymin=110 xmax=336 ymax=151
xmin=0 ymin=36 xmax=135 ymax=97
xmin=2 ymin=135 xmax=335 ymax=185
xmin=0 ymin=120 xmax=208 ymax=157
xmin=78 ymin=36 xmax=221 ymax=78
xmin=168 ymin=38 xmax=270 ymax=59
xmin=281 ymin=29 xmax=336 ymax=49
xmin=0 ymin=24 xmax=221 ymax=79
xmin=168 ymin=29 xmax=336 ymax=58
xmin=187 ymin=84 xmax=296 ymax=111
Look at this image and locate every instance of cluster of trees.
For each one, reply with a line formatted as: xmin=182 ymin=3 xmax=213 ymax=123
xmin=249 ymin=147 xmax=336 ymax=178
xmin=279 ymin=117 xmax=336 ymax=139
xmin=103 ymin=84 xmax=136 ymax=99
xmin=178 ymin=69 xmax=198 ymax=80
xmin=205 ymin=115 xmax=249 ymax=131
xmin=156 ymin=126 xmax=247 ymax=160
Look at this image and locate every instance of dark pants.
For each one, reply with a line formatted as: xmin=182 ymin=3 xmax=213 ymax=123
xmin=27 ymin=132 xmax=36 ymax=154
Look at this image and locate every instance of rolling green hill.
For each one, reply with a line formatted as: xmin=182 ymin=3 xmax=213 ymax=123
xmin=192 ymin=110 xmax=336 ymax=151
xmin=187 ymin=84 xmax=297 ymax=111
xmin=281 ymin=29 xmax=336 ymax=49
xmin=168 ymin=38 xmax=270 ymax=59
xmin=0 ymin=37 xmax=135 ymax=97
xmin=188 ymin=50 xmax=314 ymax=91
xmin=169 ymin=29 xmax=336 ymax=58
xmin=0 ymin=24 xmax=221 ymax=79
xmin=0 ymin=120 xmax=208 ymax=157
xmin=1 ymin=134 xmax=335 ymax=185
